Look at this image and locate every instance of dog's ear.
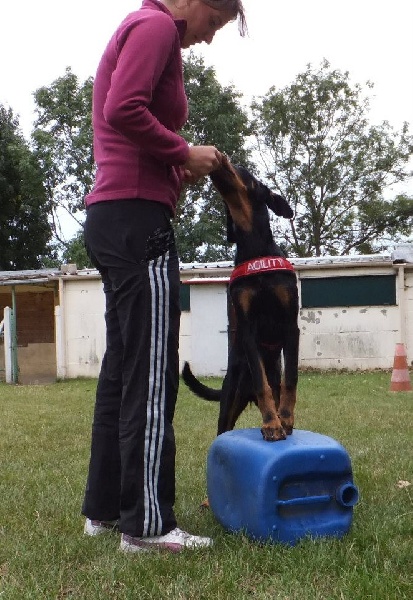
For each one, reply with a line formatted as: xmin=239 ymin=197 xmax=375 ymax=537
xmin=265 ymin=190 xmax=294 ymax=219
xmin=226 ymin=206 xmax=236 ymax=243
xmin=233 ymin=165 xmax=294 ymax=220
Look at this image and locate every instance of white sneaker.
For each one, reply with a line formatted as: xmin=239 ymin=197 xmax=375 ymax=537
xmin=84 ymin=518 xmax=119 ymax=536
xmin=120 ymin=527 xmax=213 ymax=553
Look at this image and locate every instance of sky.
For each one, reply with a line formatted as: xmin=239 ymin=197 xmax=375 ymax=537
xmin=1 ymin=0 xmax=412 ymax=237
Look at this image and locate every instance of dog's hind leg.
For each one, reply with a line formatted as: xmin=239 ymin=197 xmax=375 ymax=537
xmin=216 ymin=363 xmax=248 ymax=435
xmin=217 ymin=391 xmax=249 ymax=435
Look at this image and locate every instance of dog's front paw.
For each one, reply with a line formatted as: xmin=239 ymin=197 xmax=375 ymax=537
xmin=279 ymin=409 xmax=294 ymax=435
xmin=261 ymin=424 xmax=286 ymax=442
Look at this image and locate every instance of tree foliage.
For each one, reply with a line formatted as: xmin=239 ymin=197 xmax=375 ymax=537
xmin=251 ymin=60 xmax=413 ymax=256
xmin=24 ymin=60 xmax=413 ymax=264
xmin=31 ymin=68 xmax=94 ymax=240
xmin=30 ymin=59 xmax=251 ymax=263
xmin=61 ymin=231 xmax=92 ymax=269
xmin=0 ymin=105 xmax=54 ymax=269
xmin=176 ymin=52 xmax=251 ymax=262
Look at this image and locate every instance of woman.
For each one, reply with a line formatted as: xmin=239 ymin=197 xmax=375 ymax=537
xmin=82 ymin=0 xmax=247 ymax=553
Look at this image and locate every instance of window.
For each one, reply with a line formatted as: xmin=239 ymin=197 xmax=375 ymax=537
xmin=180 ymin=282 xmax=190 ymax=311
xmin=301 ymin=275 xmax=396 ymax=308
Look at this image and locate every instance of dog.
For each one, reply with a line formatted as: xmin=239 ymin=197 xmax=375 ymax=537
xmin=182 ymin=156 xmax=299 ymax=442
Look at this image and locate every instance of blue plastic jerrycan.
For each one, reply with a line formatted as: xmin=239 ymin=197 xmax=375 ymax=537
xmin=207 ymin=428 xmax=359 ymax=545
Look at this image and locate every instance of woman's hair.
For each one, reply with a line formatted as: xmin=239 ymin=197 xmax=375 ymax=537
xmin=201 ymin=0 xmax=248 ymax=36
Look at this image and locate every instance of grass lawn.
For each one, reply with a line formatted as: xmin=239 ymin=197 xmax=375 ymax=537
xmin=0 ymin=371 xmax=412 ymax=599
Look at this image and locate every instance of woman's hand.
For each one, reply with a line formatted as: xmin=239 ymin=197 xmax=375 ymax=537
xmin=182 ymin=146 xmax=222 ymax=183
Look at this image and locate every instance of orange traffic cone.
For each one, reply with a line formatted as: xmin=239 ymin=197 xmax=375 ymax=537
xmin=390 ymin=343 xmax=412 ymax=392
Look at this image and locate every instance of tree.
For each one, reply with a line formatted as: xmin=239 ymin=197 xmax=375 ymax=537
xmin=31 ymin=68 xmax=94 ymax=242
xmin=31 ymin=60 xmax=251 ymax=263
xmin=251 ymin=60 xmax=413 ymax=257
xmin=61 ymin=231 xmax=92 ymax=269
xmin=0 ymin=105 xmax=54 ymax=270
xmin=176 ymin=52 xmax=252 ymax=262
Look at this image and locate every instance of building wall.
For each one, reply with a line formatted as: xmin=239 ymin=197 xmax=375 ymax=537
xmin=405 ymin=265 xmax=413 ymax=365
xmin=52 ymin=259 xmax=413 ymax=379
xmin=0 ymin=341 xmax=4 ymax=380
xmin=57 ymin=277 xmax=106 ymax=378
xmin=57 ymin=279 xmax=230 ymax=379
xmin=297 ymin=264 xmax=408 ymax=370
xmin=179 ymin=311 xmax=191 ymax=369
xmin=57 ymin=277 xmax=214 ymax=379
xmin=18 ymin=343 xmax=56 ymax=384
xmin=186 ymin=283 xmax=229 ymax=376
xmin=299 ymin=306 xmax=400 ymax=369
xmin=186 ymin=263 xmax=413 ymax=375
xmin=0 ymin=284 xmax=57 ymax=383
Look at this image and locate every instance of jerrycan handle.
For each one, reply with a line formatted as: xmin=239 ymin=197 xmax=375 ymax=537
xmin=276 ymin=494 xmax=331 ymax=507
xmin=276 ymin=483 xmax=359 ymax=508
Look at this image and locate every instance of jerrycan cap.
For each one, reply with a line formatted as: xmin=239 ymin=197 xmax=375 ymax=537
xmin=336 ymin=482 xmax=359 ymax=508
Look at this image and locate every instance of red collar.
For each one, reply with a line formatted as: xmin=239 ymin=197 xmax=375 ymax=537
xmin=230 ymin=256 xmax=295 ymax=284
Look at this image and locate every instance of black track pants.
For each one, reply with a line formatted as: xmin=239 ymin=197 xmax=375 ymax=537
xmin=81 ymin=199 xmax=180 ymax=537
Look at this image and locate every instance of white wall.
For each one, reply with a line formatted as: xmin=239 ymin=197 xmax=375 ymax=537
xmin=57 ymin=278 xmax=227 ymax=379
xmin=299 ymin=306 xmax=400 ymax=369
xmin=59 ymin=278 xmax=106 ymax=378
xmin=297 ymin=263 xmax=413 ymax=370
xmin=188 ymin=283 xmax=229 ymax=376
xmin=405 ymin=266 xmax=413 ymax=367
xmin=179 ymin=310 xmax=191 ymax=371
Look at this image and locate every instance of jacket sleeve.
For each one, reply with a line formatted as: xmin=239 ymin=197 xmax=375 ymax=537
xmin=103 ymin=13 xmax=189 ymax=166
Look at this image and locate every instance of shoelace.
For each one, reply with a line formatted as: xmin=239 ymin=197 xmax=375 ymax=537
xmin=169 ymin=528 xmax=190 ymax=538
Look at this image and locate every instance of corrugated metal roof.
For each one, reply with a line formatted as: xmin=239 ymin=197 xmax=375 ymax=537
xmin=0 ymin=248 xmax=410 ymax=286
xmin=179 ymin=254 xmax=393 ymax=271
xmin=292 ymin=254 xmax=392 ymax=266
xmin=180 ymin=260 xmax=234 ymax=270
xmin=182 ymin=277 xmax=230 ymax=284
xmin=0 ymin=267 xmax=100 ymax=286
xmin=0 ymin=269 xmax=60 ymax=286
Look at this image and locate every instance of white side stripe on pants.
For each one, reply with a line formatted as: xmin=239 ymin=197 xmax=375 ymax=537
xmin=143 ymin=252 xmax=169 ymax=536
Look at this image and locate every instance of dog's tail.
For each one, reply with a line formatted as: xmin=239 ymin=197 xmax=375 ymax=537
xmin=181 ymin=362 xmax=221 ymax=402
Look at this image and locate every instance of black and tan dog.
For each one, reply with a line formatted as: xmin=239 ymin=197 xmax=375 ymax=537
xmin=182 ymin=156 xmax=299 ymax=442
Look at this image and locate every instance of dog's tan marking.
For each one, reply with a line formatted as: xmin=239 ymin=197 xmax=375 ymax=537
xmin=238 ymin=287 xmax=255 ymax=315
xmin=210 ymin=157 xmax=253 ymax=233
xmin=226 ymin=190 xmax=253 ymax=234
xmin=272 ymin=284 xmax=293 ymax=308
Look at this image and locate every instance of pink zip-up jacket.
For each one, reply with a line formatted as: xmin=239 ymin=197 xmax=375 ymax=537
xmin=85 ymin=0 xmax=190 ymax=215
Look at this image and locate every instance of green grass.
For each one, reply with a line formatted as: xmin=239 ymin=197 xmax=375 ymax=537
xmin=0 ymin=372 xmax=412 ymax=599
